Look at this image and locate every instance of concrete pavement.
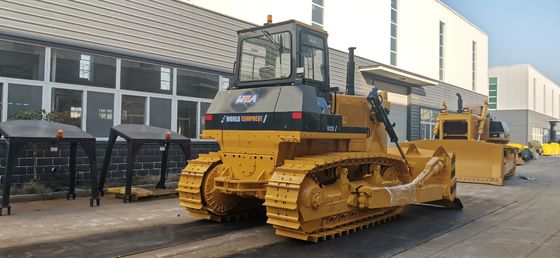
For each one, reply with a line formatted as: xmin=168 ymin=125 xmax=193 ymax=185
xmin=0 ymin=157 xmax=559 ymax=257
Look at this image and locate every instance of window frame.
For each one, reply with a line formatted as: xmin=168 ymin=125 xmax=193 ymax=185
xmin=439 ymin=21 xmax=445 ymax=80
xmin=419 ymin=107 xmax=440 ymax=140
xmin=300 ymin=31 xmax=327 ymax=83
xmin=472 ymin=41 xmax=477 ymax=91
xmin=238 ymin=31 xmax=293 ymax=83
xmin=390 ymin=0 xmax=398 ymax=66
xmin=311 ymin=0 xmax=324 ymax=27
xmin=488 ymin=77 xmax=498 ymax=109
xmin=120 ymin=59 xmax=174 ymax=95
xmin=50 ymin=47 xmax=117 ymax=89
xmin=51 ymin=87 xmax=84 ymax=128
xmin=0 ymin=43 xmax=220 ymax=140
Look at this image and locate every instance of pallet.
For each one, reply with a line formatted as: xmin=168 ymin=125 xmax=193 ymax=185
xmin=106 ymin=187 xmax=178 ymax=202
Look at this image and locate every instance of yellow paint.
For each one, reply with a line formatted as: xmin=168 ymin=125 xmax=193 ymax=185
xmin=406 ymin=100 xmax=516 ymax=186
xmin=177 ymin=91 xmax=460 ymax=242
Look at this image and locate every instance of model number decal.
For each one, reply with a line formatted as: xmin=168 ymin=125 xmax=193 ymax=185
xmin=235 ymin=94 xmax=258 ymax=104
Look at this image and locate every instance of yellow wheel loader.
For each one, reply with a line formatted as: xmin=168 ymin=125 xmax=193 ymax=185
xmin=402 ymin=96 xmax=516 ymax=186
xmin=177 ymin=19 xmax=462 ymax=242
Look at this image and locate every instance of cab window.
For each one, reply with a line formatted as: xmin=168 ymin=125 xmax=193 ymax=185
xmin=302 ymin=33 xmax=325 ymax=82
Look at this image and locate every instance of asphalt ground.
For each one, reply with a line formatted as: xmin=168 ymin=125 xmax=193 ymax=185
xmin=0 ymin=157 xmax=558 ymax=258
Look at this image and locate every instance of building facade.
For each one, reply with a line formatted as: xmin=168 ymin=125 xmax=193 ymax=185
xmin=0 ymin=0 xmax=486 ymax=187
xmin=488 ymin=64 xmax=560 ymax=144
xmin=186 ymin=0 xmax=489 ymax=141
xmin=187 ymin=0 xmax=489 ymax=95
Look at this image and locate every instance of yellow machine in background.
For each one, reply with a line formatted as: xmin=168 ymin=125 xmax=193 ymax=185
xmin=177 ymin=19 xmax=462 ymax=242
xmin=402 ymin=95 xmax=516 ymax=186
xmin=508 ymin=143 xmax=529 ymax=165
xmin=542 ymin=143 xmax=560 ymax=156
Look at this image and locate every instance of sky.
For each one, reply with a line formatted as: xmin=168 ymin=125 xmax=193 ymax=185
xmin=442 ymin=0 xmax=560 ymax=85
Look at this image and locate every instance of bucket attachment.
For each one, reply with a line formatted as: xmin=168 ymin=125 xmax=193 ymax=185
xmin=401 ymin=140 xmax=515 ymax=186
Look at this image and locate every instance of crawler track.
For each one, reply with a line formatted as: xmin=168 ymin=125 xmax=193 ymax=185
xmin=264 ymin=152 xmax=408 ymax=242
xmin=178 ymin=152 xmax=262 ymax=222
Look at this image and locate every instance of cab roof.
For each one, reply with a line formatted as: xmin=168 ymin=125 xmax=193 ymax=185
xmin=237 ymin=19 xmax=328 ymax=36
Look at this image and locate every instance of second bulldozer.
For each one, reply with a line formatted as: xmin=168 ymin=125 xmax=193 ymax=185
xmin=402 ymin=95 xmax=516 ymax=186
xmin=178 ymin=19 xmax=462 ymax=242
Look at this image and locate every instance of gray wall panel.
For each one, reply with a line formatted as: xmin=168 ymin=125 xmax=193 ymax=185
xmin=328 ymin=48 xmax=378 ymax=96
xmin=0 ymin=0 xmax=251 ymax=72
xmin=491 ymin=110 xmax=529 ymax=144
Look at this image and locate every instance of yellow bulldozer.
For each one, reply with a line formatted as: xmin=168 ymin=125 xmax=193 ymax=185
xmin=401 ymin=95 xmax=516 ymax=186
xmin=178 ymin=19 xmax=462 ymax=242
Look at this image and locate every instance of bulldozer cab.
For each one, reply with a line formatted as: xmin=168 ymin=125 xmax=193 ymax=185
xmin=434 ymin=94 xmax=490 ymax=141
xmin=234 ymin=20 xmax=331 ymax=101
xmin=436 ymin=109 xmax=489 ymax=141
xmin=489 ymin=120 xmax=510 ymax=144
xmin=434 ymin=98 xmax=509 ymax=143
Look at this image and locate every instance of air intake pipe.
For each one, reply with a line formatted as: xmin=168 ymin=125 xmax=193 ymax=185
xmin=346 ymin=47 xmax=356 ymax=95
xmin=456 ymin=93 xmax=463 ymax=113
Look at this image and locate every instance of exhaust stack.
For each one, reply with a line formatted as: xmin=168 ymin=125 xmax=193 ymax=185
xmin=346 ymin=47 xmax=356 ymax=95
xmin=456 ymin=93 xmax=463 ymax=113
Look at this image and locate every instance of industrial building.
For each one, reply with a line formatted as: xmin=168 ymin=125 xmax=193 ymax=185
xmin=0 ymin=0 xmax=487 ymax=143
xmin=489 ymin=64 xmax=560 ymax=144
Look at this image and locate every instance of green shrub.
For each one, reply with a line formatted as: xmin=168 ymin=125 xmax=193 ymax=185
xmin=8 ymin=109 xmax=64 ymax=122
xmin=9 ymin=181 xmax=51 ymax=195
xmin=528 ymin=140 xmax=542 ymax=150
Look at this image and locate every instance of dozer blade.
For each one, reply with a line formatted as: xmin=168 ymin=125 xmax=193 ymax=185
xmin=401 ymin=140 xmax=515 ymax=186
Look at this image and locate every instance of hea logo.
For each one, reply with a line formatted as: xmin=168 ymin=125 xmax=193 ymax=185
xmin=235 ymin=94 xmax=258 ymax=104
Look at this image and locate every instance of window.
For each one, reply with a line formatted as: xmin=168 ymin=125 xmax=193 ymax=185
xmin=160 ymin=67 xmax=171 ymax=91
xmin=488 ymin=77 xmax=497 ymax=109
xmin=420 ymin=108 xmax=439 ymax=139
xmin=439 ymin=21 xmax=445 ymax=80
xmin=533 ymin=78 xmax=536 ymax=110
xmin=302 ymin=33 xmax=325 ymax=81
xmin=390 ymin=0 xmax=398 ymax=65
xmin=532 ymin=127 xmax=543 ymax=143
xmin=472 ymin=41 xmax=477 ymax=91
xmin=51 ymin=48 xmax=116 ymax=88
xmin=177 ymin=100 xmax=198 ymax=138
xmin=239 ymin=31 xmax=291 ymax=82
xmin=121 ymin=60 xmax=173 ymax=94
xmin=86 ymin=91 xmax=114 ymax=137
xmin=552 ymin=90 xmax=555 ymax=117
xmin=0 ymin=39 xmax=45 ymax=80
xmin=121 ymin=95 xmax=146 ymax=124
xmin=312 ymin=0 xmax=324 ymax=27
xmin=177 ymin=69 xmax=219 ymax=99
xmin=543 ymin=84 xmax=546 ymax=114
xmin=200 ymin=102 xmax=211 ymax=133
xmin=149 ymin=97 xmax=171 ymax=129
xmin=51 ymin=88 xmax=83 ymax=128
xmin=7 ymin=84 xmax=43 ymax=118
xmin=79 ymin=55 xmax=92 ymax=80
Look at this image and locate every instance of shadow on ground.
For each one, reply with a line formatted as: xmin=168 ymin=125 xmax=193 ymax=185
xmin=0 ymin=216 xmax=267 ymax=258
xmin=227 ymin=195 xmax=512 ymax=258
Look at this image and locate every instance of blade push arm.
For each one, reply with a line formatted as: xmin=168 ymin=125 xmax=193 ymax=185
xmin=367 ymin=88 xmax=410 ymax=168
